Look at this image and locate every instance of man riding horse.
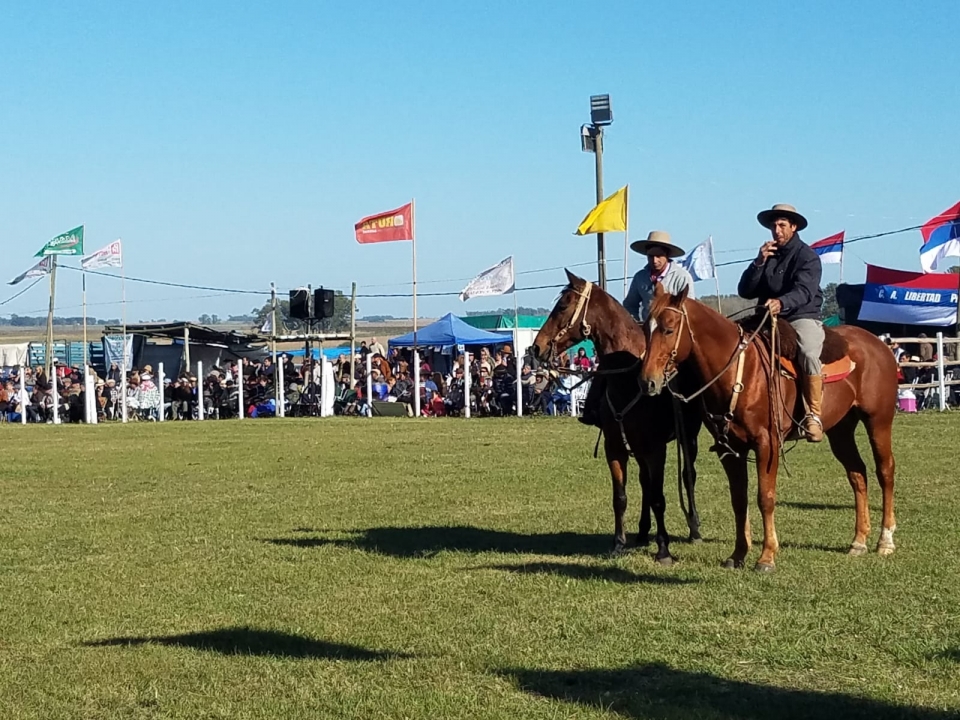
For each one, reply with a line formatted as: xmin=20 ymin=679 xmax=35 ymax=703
xmin=738 ymin=203 xmax=824 ymax=442
xmin=580 ymin=231 xmax=695 ymax=426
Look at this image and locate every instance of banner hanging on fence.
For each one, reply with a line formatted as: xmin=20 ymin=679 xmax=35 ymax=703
xmin=103 ymin=334 xmax=134 ymax=371
xmin=35 ymin=225 xmax=84 ymax=257
xmin=355 ymin=203 xmax=414 ymax=244
xmin=82 ymin=240 xmax=123 ymax=270
xmin=858 ymin=264 xmax=959 ymax=326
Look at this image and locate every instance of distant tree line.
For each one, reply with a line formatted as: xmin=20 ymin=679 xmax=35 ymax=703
xmin=464 ymin=306 xmax=551 ymax=317
xmin=0 ymin=314 xmax=121 ymax=327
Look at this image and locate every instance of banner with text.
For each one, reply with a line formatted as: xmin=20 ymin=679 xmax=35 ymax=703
xmin=858 ymin=264 xmax=958 ymax=326
xmin=355 ymin=203 xmax=414 ymax=244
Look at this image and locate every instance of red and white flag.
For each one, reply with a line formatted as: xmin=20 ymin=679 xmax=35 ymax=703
xmin=81 ymin=239 xmax=123 ymax=270
xmin=355 ymin=203 xmax=414 ymax=244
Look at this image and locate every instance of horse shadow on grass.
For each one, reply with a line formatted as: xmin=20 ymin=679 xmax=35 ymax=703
xmin=84 ymin=626 xmax=412 ymax=661
xmin=475 ymin=561 xmax=699 ymax=585
xmin=501 ymin=663 xmax=955 ymax=720
xmin=264 ymin=525 xmax=612 ymax=558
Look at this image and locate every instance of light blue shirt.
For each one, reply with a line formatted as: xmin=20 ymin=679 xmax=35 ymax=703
xmin=623 ymin=261 xmax=695 ymax=322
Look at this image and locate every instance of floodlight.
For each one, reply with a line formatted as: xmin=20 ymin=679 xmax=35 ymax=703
xmin=590 ymin=94 xmax=613 ymax=126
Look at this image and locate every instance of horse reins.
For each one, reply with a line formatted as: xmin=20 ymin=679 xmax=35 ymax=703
xmin=659 ymin=304 xmax=771 ymax=459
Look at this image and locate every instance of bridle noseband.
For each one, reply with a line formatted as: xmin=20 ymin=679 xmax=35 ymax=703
xmin=655 ymin=304 xmax=689 ymax=381
xmin=550 ymin=281 xmax=593 ymax=348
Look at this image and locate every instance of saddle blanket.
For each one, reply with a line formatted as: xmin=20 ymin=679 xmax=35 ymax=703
xmin=779 ymin=356 xmax=856 ymax=384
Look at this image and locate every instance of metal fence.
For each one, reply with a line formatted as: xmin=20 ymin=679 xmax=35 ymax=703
xmin=893 ymin=332 xmax=960 ymax=411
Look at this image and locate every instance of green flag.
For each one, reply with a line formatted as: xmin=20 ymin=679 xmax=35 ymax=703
xmin=35 ymin=225 xmax=84 ymax=256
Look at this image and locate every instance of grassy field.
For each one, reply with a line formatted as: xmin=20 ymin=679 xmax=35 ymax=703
xmin=1 ymin=415 xmax=959 ymax=719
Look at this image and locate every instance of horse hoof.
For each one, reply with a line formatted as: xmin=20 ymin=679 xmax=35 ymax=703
xmin=848 ymin=542 xmax=868 ymax=557
xmin=688 ymin=533 xmax=704 ymax=545
xmin=877 ymin=545 xmax=895 ymax=557
xmin=721 ymin=558 xmax=744 ymax=570
xmin=753 ymin=562 xmax=776 ymax=573
xmin=656 ymin=555 xmax=675 ymax=567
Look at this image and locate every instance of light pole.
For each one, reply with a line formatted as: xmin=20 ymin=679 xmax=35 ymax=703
xmin=581 ymin=94 xmax=613 ymax=291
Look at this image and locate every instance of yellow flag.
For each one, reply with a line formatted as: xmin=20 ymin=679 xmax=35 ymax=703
xmin=575 ymin=185 xmax=628 ymax=235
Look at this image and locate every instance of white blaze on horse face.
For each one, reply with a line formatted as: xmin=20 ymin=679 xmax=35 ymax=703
xmin=648 ymin=318 xmax=658 ymax=333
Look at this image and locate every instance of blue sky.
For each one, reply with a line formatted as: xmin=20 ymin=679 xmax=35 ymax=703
xmin=2 ymin=1 xmax=958 ymax=323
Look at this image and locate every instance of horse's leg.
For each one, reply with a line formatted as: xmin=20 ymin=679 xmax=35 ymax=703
xmin=754 ymin=435 xmax=781 ymax=572
xmin=683 ymin=411 xmax=703 ymax=543
xmin=645 ymin=444 xmax=675 ymax=566
xmin=864 ymin=413 xmax=897 ymax=555
xmin=719 ymin=453 xmax=751 ymax=569
xmin=637 ymin=460 xmax=652 ymax=547
xmin=825 ymin=412 xmax=871 ymax=555
xmin=605 ymin=433 xmax=630 ymax=554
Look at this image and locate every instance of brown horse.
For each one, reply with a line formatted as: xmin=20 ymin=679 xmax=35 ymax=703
xmin=641 ymin=286 xmax=898 ymax=572
xmin=532 ymin=271 xmax=702 ymax=563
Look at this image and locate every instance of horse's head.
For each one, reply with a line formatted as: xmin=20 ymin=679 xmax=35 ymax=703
xmin=641 ymin=284 xmax=693 ymax=396
xmin=531 ymin=270 xmax=596 ymax=364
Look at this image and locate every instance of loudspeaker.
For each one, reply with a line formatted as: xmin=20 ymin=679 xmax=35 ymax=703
xmin=289 ymin=289 xmax=311 ymax=319
xmin=314 ymin=288 xmax=335 ymax=319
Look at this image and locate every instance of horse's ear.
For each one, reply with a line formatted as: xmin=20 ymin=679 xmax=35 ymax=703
xmin=564 ymin=269 xmax=582 ymax=287
xmin=674 ymin=285 xmax=690 ymax=305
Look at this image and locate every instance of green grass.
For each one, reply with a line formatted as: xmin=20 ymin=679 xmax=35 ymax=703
xmin=1 ymin=414 xmax=959 ymax=719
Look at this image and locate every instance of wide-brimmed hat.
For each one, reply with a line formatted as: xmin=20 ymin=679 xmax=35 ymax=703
xmin=630 ymin=230 xmax=685 ymax=258
xmin=757 ymin=203 xmax=808 ymax=231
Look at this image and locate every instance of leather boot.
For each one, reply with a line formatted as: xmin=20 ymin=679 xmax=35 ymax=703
xmin=803 ymin=374 xmax=824 ymax=443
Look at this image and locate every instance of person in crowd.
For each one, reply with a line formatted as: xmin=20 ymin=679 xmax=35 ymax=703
xmin=369 ymin=337 xmax=386 ymax=357
xmin=574 ymin=347 xmax=592 ymax=372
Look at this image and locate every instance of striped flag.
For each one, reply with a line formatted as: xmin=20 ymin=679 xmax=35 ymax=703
xmin=920 ymin=200 xmax=960 ymax=273
xmin=810 ymin=231 xmax=844 ymax=264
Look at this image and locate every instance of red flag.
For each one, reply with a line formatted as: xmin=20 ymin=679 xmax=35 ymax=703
xmin=355 ymin=202 xmax=414 ymax=244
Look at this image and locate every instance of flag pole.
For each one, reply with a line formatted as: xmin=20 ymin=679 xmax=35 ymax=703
xmin=514 ymin=267 xmax=522 ymax=418
xmin=82 ymin=268 xmax=88 ymax=373
xmin=622 ymin=184 xmax=630 ymax=301
xmin=121 ymin=257 xmax=128 ymax=423
xmin=710 ymin=236 xmax=722 ymax=314
xmin=839 ymin=246 xmax=845 ymax=284
xmin=411 ymin=197 xmax=420 ymax=418
xmin=45 ymin=256 xmax=58 ymax=377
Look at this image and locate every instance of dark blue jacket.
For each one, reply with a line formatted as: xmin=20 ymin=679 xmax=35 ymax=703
xmin=737 ymin=235 xmax=823 ymax=320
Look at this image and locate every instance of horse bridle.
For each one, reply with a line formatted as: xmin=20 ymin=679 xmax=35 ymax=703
xmin=550 ymin=281 xmax=593 ymax=347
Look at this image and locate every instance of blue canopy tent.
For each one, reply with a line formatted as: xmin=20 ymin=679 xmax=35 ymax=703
xmin=388 ymin=313 xmax=512 ymax=349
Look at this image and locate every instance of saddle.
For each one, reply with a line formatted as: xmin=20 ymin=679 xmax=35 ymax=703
xmin=742 ymin=316 xmax=856 ymax=385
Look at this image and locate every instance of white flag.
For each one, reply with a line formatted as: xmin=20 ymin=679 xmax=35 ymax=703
xmin=459 ymin=256 xmax=515 ymax=301
xmin=260 ymin=314 xmax=274 ymax=334
xmin=81 ymin=240 xmax=123 ymax=270
xmin=8 ymin=256 xmax=52 ymax=285
xmin=680 ymin=236 xmax=716 ymax=282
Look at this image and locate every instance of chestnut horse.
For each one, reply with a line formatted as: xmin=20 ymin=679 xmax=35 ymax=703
xmin=641 ymin=286 xmax=897 ymax=572
xmin=532 ymin=271 xmax=702 ymax=564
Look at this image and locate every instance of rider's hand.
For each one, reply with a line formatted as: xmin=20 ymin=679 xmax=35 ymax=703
xmin=765 ymin=298 xmax=783 ymax=315
xmin=755 ymin=241 xmax=777 ymax=266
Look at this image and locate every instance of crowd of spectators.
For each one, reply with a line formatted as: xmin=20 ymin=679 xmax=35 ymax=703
xmin=0 ymin=336 xmax=598 ymax=423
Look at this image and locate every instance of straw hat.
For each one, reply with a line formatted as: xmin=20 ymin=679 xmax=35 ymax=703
xmin=757 ymin=203 xmax=808 ymax=231
xmin=630 ymin=230 xmax=685 ymax=258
